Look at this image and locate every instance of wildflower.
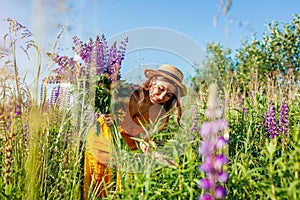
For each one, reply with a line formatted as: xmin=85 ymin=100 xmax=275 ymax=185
xmin=198 ymin=140 xmax=214 ymax=156
xmin=191 ymin=105 xmax=199 ymax=132
xmin=200 ymin=122 xmax=213 ymax=137
xmin=47 ymin=34 xmax=128 ymax=112
xmin=199 ymin=178 xmax=213 ymax=189
xmin=213 ymin=154 xmax=229 ymax=170
xmin=266 ymin=103 xmax=278 ymax=138
xmin=217 ymin=171 xmax=228 ymax=183
xmin=216 ymin=136 xmax=228 ymax=149
xmin=215 ymin=185 xmax=227 ymax=199
xmin=198 ymin=193 xmax=213 ymax=200
xmin=25 ymin=98 xmax=30 ymax=108
xmin=199 ymin=157 xmax=213 ymax=173
xmin=262 ymin=111 xmax=268 ymax=133
xmin=242 ymin=107 xmax=249 ymax=115
xmin=14 ymin=105 xmax=22 ymax=116
xmin=279 ymin=100 xmax=289 ymax=134
xmin=198 ymin=83 xmax=228 ymax=200
xmin=95 ymin=35 xmax=105 ymax=74
xmin=215 ymin=119 xmax=228 ymax=132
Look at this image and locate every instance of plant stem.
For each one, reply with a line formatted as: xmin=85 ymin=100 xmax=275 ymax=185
xmin=269 ymin=158 xmax=276 ymax=200
xmin=295 ymin=158 xmax=299 ymax=179
xmin=12 ymin=40 xmax=21 ymax=103
xmin=34 ymin=44 xmax=42 ymax=102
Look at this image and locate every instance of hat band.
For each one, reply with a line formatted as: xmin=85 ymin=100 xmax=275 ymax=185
xmin=158 ymin=69 xmax=182 ymax=83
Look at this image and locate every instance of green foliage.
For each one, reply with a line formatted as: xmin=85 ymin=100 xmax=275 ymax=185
xmin=109 ymin=116 xmax=202 ymax=200
xmin=194 ymin=42 xmax=234 ymax=91
xmin=262 ymin=14 xmax=300 ymax=74
xmin=193 ymin=15 xmax=300 ymax=99
xmin=227 ymin=93 xmax=300 ymax=200
xmin=95 ymin=74 xmax=112 ymax=114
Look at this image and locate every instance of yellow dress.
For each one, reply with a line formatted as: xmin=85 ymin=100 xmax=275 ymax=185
xmin=83 ymin=117 xmax=143 ymax=198
xmin=84 ymin=92 xmax=167 ymax=199
xmin=84 ymin=117 xmax=112 ymax=199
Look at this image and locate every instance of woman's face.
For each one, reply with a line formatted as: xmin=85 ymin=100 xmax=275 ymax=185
xmin=149 ymin=78 xmax=177 ymax=104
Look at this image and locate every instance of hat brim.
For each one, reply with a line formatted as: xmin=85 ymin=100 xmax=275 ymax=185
xmin=144 ymin=68 xmax=187 ymax=97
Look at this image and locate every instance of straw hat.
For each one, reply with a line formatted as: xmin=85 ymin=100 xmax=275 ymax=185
xmin=144 ymin=64 xmax=187 ymax=96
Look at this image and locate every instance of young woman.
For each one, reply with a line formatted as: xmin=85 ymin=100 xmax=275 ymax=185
xmin=84 ymin=64 xmax=187 ymax=198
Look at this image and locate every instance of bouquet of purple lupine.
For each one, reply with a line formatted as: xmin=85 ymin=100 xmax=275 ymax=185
xmin=47 ymin=34 xmax=131 ymax=156
xmin=46 ymin=34 xmax=128 ymax=114
xmin=72 ymin=35 xmax=128 ymax=114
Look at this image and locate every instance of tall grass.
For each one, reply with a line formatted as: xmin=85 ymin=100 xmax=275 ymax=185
xmin=0 ymin=18 xmax=90 ymax=200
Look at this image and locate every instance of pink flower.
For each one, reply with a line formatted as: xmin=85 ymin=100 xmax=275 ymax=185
xmin=200 ymin=122 xmax=213 ymax=137
xmin=214 ymin=154 xmax=229 ymax=170
xmin=198 ymin=193 xmax=213 ymax=200
xmin=217 ymin=171 xmax=228 ymax=183
xmin=199 ymin=158 xmax=213 ymax=173
xmin=215 ymin=118 xmax=228 ymax=132
xmin=216 ymin=136 xmax=228 ymax=149
xmin=215 ymin=185 xmax=226 ymax=199
xmin=199 ymin=178 xmax=212 ymax=189
xmin=198 ymin=140 xmax=215 ymax=156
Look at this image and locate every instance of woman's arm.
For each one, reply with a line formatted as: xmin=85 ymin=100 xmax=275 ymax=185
xmin=139 ymin=139 xmax=176 ymax=165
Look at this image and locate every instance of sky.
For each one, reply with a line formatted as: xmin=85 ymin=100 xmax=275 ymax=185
xmin=0 ymin=0 xmax=299 ymax=83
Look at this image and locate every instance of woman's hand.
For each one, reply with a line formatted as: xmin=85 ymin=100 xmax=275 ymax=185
xmin=152 ymin=151 xmax=176 ymax=166
xmin=101 ymin=114 xmax=115 ymax=126
xmin=140 ymin=140 xmax=176 ymax=166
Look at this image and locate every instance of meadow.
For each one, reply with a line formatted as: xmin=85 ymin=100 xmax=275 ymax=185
xmin=0 ymin=15 xmax=299 ymax=200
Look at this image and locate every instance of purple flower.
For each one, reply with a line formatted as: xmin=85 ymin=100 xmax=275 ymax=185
xmin=266 ymin=103 xmax=278 ymax=138
xmin=199 ymin=178 xmax=212 ymax=189
xmin=14 ymin=105 xmax=22 ymax=116
xmin=81 ymin=38 xmax=93 ymax=63
xmin=279 ymin=100 xmax=289 ymax=134
xmin=262 ymin=111 xmax=268 ymax=133
xmin=216 ymin=136 xmax=228 ymax=149
xmin=198 ymin=140 xmax=215 ymax=156
xmin=217 ymin=171 xmax=228 ymax=183
xmin=200 ymin=122 xmax=213 ymax=137
xmin=213 ymin=154 xmax=229 ymax=170
xmin=94 ymin=35 xmax=104 ymax=72
xmin=215 ymin=119 xmax=228 ymax=132
xmin=25 ymin=98 xmax=30 ymax=108
xmin=72 ymin=36 xmax=84 ymax=57
xmin=242 ymin=107 xmax=249 ymax=115
xmin=50 ymin=85 xmax=60 ymax=106
xmin=191 ymin=105 xmax=199 ymax=132
xmin=198 ymin=83 xmax=228 ymax=200
xmin=199 ymin=158 xmax=213 ymax=173
xmin=215 ymin=185 xmax=227 ymax=199
xmin=198 ymin=193 xmax=213 ymax=200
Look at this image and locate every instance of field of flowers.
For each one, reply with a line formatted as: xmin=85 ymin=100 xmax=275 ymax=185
xmin=0 ymin=15 xmax=299 ymax=200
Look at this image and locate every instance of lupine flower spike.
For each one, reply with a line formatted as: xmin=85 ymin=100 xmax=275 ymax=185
xmin=198 ymin=83 xmax=228 ymax=200
xmin=262 ymin=100 xmax=289 ymax=139
xmin=279 ymin=99 xmax=289 ymax=134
